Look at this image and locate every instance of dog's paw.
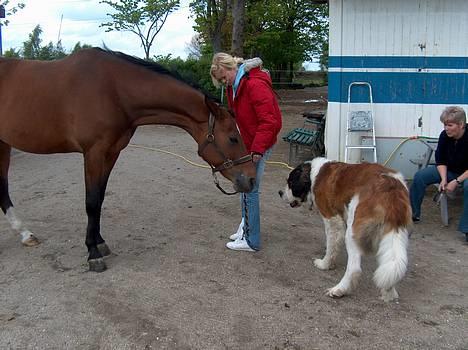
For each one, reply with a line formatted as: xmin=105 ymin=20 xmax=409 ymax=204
xmin=326 ymin=286 xmax=347 ymax=298
xmin=314 ymin=258 xmax=333 ymax=270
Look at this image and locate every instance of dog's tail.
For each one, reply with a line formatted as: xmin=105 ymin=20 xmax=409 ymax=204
xmin=373 ymin=228 xmax=409 ymax=291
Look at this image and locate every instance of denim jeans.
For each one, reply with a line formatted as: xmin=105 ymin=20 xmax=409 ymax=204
xmin=241 ymin=148 xmax=272 ymax=250
xmin=410 ymin=165 xmax=468 ymax=232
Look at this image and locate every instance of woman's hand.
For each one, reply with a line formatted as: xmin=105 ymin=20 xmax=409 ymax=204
xmin=445 ymin=179 xmax=459 ymax=193
xmin=438 ymin=180 xmax=448 ymax=192
xmin=251 ymin=152 xmax=263 ymax=163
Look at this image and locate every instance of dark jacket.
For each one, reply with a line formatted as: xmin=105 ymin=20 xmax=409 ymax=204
xmin=435 ymin=126 xmax=468 ymax=174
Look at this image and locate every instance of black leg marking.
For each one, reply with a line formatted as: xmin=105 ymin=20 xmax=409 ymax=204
xmin=83 ymin=150 xmax=120 ymax=271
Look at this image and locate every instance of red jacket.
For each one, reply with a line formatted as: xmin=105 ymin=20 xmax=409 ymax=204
xmin=226 ymin=67 xmax=282 ymax=155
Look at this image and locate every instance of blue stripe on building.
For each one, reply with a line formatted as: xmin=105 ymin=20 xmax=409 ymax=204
xmin=329 ymin=72 xmax=468 ymax=104
xmin=329 ymin=56 xmax=468 ymax=69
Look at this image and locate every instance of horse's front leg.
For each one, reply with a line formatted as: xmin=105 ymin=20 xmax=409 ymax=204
xmin=0 ymin=141 xmax=39 ymax=246
xmin=84 ymin=149 xmax=120 ymax=272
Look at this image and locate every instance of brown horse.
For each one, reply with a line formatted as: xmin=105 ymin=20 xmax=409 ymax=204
xmin=0 ymin=48 xmax=256 ymax=272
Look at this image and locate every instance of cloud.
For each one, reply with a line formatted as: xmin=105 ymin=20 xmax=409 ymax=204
xmin=2 ymin=0 xmax=195 ymax=58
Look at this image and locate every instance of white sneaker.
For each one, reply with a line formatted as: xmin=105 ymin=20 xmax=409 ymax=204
xmin=226 ymin=237 xmax=255 ymax=252
xmin=229 ymin=218 xmax=244 ymax=241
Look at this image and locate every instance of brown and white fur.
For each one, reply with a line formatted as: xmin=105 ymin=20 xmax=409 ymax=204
xmin=279 ymin=158 xmax=412 ymax=302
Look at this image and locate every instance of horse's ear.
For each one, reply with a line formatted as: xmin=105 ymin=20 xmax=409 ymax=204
xmin=205 ymin=96 xmax=222 ymax=117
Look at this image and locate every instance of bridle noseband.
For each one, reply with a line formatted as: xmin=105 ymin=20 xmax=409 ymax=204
xmin=198 ymin=113 xmax=252 ymax=195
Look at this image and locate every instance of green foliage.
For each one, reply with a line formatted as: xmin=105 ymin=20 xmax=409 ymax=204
xmin=3 ymin=47 xmax=20 ymax=57
xmin=22 ymin=25 xmax=43 ymax=59
xmin=71 ymin=42 xmax=93 ymax=54
xmin=21 ymin=25 xmax=67 ymax=60
xmin=293 ymin=71 xmax=327 ymax=88
xmin=100 ymin=0 xmax=180 ymax=59
xmin=189 ymin=0 xmax=231 ymax=52
xmin=0 ymin=1 xmax=25 ymax=26
xmin=189 ymin=0 xmax=329 ymax=81
xmin=319 ymin=40 xmax=329 ymax=70
xmin=6 ymin=25 xmax=91 ymax=60
xmin=153 ymin=54 xmax=219 ymax=98
xmin=244 ymin=0 xmax=328 ymax=72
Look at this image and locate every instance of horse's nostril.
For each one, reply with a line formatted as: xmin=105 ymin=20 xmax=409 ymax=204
xmin=278 ymin=190 xmax=283 ymax=197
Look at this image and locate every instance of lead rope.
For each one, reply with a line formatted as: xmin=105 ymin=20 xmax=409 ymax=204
xmin=212 ymin=172 xmax=238 ymax=195
xmin=242 ymin=193 xmax=249 ymax=241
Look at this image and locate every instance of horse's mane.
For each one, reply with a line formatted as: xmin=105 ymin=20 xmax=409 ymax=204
xmin=93 ymin=47 xmax=218 ymax=101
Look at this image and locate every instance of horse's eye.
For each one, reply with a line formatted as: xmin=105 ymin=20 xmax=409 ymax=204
xmin=229 ymin=136 xmax=239 ymax=144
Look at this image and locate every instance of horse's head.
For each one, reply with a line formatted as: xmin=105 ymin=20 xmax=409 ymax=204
xmin=197 ymin=98 xmax=256 ymax=193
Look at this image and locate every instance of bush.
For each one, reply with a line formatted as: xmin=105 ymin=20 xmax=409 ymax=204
xmin=154 ymin=55 xmax=221 ymax=100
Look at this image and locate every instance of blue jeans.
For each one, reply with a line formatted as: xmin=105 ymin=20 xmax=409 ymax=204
xmin=410 ymin=165 xmax=468 ymax=232
xmin=241 ymin=148 xmax=272 ymax=250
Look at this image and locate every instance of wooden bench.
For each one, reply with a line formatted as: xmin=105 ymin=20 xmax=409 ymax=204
xmin=282 ymin=111 xmax=326 ymax=165
xmin=283 ymin=127 xmax=318 ymax=145
xmin=282 ymin=128 xmax=320 ymax=165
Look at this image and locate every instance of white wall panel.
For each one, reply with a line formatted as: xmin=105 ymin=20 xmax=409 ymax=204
xmin=327 ymin=0 xmax=468 ymax=176
xmin=325 ymin=102 xmax=468 ymax=164
xmin=330 ymin=0 xmax=468 ymax=57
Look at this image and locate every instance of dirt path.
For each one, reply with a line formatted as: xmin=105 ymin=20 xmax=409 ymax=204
xmin=0 ymin=87 xmax=467 ymax=349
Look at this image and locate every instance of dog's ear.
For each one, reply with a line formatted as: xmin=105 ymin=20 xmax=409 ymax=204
xmin=299 ymin=163 xmax=313 ymax=208
xmin=288 ymin=162 xmax=311 ymax=201
xmin=300 ymin=163 xmax=311 ymax=185
xmin=291 ymin=163 xmax=311 ymax=202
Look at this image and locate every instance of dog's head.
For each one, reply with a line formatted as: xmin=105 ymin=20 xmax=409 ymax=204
xmin=279 ymin=157 xmax=331 ymax=209
xmin=279 ymin=162 xmax=312 ymax=208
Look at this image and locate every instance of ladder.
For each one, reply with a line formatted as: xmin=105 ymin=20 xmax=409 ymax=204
xmin=344 ymin=82 xmax=377 ymax=163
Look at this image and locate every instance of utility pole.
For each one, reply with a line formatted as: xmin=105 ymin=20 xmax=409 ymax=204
xmin=0 ymin=5 xmax=5 ymax=56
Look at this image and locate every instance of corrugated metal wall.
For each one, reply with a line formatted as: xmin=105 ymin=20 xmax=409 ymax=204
xmin=325 ymin=0 xmax=468 ymax=174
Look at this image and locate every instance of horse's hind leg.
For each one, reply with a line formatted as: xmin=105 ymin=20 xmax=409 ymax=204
xmin=83 ymin=148 xmax=120 ymax=272
xmin=0 ymin=142 xmax=39 ymax=246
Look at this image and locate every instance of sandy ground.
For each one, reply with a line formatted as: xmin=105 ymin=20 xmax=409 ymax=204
xmin=0 ymin=87 xmax=467 ymax=350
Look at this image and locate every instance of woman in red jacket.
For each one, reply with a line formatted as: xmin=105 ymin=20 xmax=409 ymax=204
xmin=210 ymin=52 xmax=282 ymax=251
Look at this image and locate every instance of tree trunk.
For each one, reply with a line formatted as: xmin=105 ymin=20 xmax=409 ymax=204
xmin=288 ymin=60 xmax=294 ymax=83
xmin=231 ymin=0 xmax=245 ymax=57
xmin=207 ymin=0 xmax=229 ymax=53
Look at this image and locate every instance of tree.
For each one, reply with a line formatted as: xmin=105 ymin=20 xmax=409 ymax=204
xmin=71 ymin=42 xmax=93 ymax=54
xmin=22 ymin=25 xmax=67 ymax=60
xmin=22 ymin=25 xmax=43 ymax=59
xmin=190 ymin=0 xmax=328 ymax=82
xmin=186 ymin=33 xmax=203 ymax=59
xmin=244 ymin=0 xmax=328 ymax=81
xmin=3 ymin=47 xmax=20 ymax=57
xmin=230 ymin=0 xmax=244 ymax=56
xmin=1 ymin=1 xmax=25 ymax=55
xmin=0 ymin=0 xmax=25 ymax=26
xmin=100 ymin=0 xmax=180 ymax=60
xmin=189 ymin=0 xmax=230 ymax=54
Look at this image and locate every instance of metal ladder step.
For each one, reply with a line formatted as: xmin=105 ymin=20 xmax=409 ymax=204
xmin=345 ymin=145 xmax=376 ymax=149
xmin=344 ymin=82 xmax=377 ymax=163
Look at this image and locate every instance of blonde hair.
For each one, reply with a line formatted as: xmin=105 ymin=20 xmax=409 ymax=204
xmin=210 ymin=52 xmax=244 ymax=88
xmin=440 ymin=106 xmax=466 ymax=125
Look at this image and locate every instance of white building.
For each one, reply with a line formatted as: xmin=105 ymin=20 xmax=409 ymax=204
xmin=321 ymin=0 xmax=468 ymax=178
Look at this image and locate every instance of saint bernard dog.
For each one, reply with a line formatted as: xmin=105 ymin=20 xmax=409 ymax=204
xmin=279 ymin=157 xmax=411 ymax=302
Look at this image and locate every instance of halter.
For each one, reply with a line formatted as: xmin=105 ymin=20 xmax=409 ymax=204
xmin=198 ymin=113 xmax=252 ymax=195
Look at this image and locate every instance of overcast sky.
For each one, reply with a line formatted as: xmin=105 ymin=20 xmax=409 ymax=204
xmin=2 ymin=0 xmax=317 ymax=69
xmin=2 ymin=0 xmax=195 ymax=58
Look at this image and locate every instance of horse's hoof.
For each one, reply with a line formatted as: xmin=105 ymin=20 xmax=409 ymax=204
xmin=97 ymin=243 xmax=111 ymax=256
xmin=88 ymin=258 xmax=107 ymax=272
xmin=22 ymin=234 xmax=40 ymax=247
